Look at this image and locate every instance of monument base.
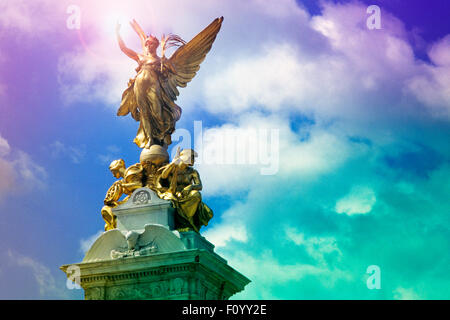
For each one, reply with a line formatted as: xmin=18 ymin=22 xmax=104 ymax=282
xmin=61 ymin=248 xmax=246 ymax=300
xmin=60 ymin=188 xmax=250 ymax=300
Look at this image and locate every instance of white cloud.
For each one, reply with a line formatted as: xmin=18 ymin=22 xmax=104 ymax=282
xmin=57 ymin=48 xmax=136 ymax=106
xmin=7 ymin=250 xmax=65 ymax=298
xmin=196 ymin=112 xmax=363 ymax=196
xmin=203 ymin=223 xmax=247 ymax=248
xmin=0 ymin=1 xmax=39 ymax=32
xmin=335 ymin=186 xmax=376 ymax=215
xmin=237 ymin=250 xmax=327 ymax=283
xmin=0 ymin=134 xmax=48 ymax=201
xmin=311 ymin=2 xmax=449 ymax=119
xmin=50 ymin=140 xmax=86 ymax=164
xmin=285 ymin=227 xmax=342 ymax=265
xmin=203 ymin=42 xmax=380 ymax=120
xmin=0 ymin=0 xmax=65 ymax=34
xmin=393 ymin=287 xmax=420 ymax=300
xmin=406 ymin=35 xmax=450 ymax=118
xmin=202 ymin=1 xmax=450 ymax=123
xmin=13 ymin=151 xmax=48 ymax=191
xmin=226 ymin=249 xmax=350 ymax=299
xmin=0 ymin=135 xmax=10 ymax=156
xmin=204 ymin=44 xmax=312 ymax=114
xmin=428 ymin=35 xmax=450 ymax=66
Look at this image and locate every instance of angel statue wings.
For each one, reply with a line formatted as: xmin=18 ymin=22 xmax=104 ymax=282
xmin=116 ymin=17 xmax=224 ymax=149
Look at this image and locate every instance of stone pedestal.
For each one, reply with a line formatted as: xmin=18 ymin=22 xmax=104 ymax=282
xmin=60 ymin=188 xmax=250 ymax=300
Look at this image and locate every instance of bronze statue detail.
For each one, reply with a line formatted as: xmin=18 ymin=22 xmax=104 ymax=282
xmin=116 ymin=17 xmax=224 ymax=149
xmin=100 ymin=17 xmax=223 ymax=233
xmin=101 ymin=159 xmax=144 ymax=231
xmin=156 ymin=148 xmax=213 ymax=232
xmin=101 ymin=148 xmax=213 ymax=233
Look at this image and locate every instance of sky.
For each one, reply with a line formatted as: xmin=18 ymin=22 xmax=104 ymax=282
xmin=0 ymin=0 xmax=449 ymax=299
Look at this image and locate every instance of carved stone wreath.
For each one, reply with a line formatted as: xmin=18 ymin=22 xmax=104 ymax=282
xmin=133 ymin=190 xmax=150 ymax=205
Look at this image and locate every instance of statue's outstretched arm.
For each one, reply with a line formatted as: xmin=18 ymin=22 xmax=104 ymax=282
xmin=130 ymin=19 xmax=147 ymax=51
xmin=116 ymin=23 xmax=139 ymax=62
xmin=121 ymin=181 xmax=141 ymax=189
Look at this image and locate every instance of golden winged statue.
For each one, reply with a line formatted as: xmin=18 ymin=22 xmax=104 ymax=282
xmin=116 ymin=17 xmax=224 ymax=149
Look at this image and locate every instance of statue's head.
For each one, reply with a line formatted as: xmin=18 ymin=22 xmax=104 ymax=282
xmin=145 ymin=34 xmax=159 ymax=53
xmin=179 ymin=149 xmax=198 ymax=167
xmin=109 ymin=159 xmax=126 ymax=179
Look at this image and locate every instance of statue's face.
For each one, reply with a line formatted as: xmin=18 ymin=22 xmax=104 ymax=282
xmin=178 ymin=156 xmax=194 ymax=170
xmin=145 ymin=36 xmax=159 ymax=52
xmin=179 ymin=152 xmax=195 ymax=166
xmin=111 ymin=167 xmax=124 ymax=179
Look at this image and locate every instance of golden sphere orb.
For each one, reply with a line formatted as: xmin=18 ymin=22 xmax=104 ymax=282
xmin=140 ymin=145 xmax=169 ymax=165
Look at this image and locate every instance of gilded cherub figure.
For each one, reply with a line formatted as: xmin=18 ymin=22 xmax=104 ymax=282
xmin=101 ymin=159 xmax=144 ymax=231
xmin=156 ymin=149 xmax=213 ymax=232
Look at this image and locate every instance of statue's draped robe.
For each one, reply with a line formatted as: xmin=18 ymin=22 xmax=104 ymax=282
xmin=156 ymin=165 xmax=213 ymax=232
xmin=121 ymin=63 xmax=182 ymax=148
